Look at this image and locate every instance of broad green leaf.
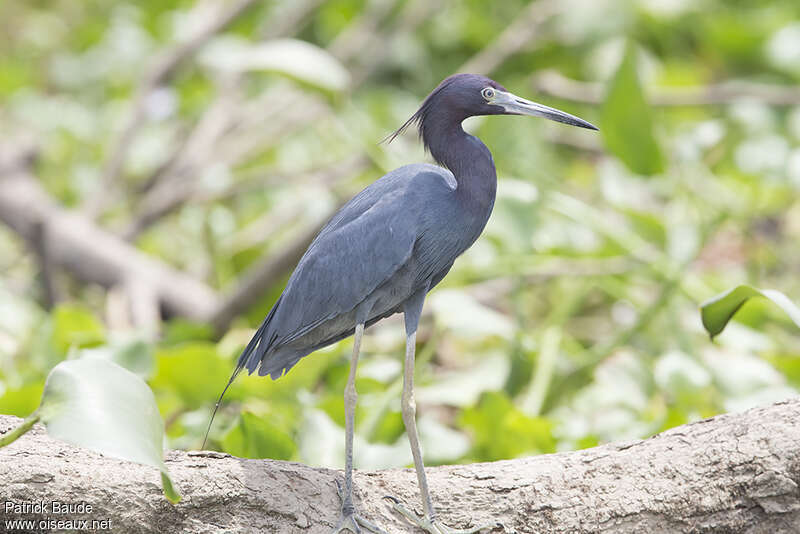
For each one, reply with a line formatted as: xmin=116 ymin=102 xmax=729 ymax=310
xmin=151 ymin=343 xmax=231 ymax=408
xmin=600 ymin=44 xmax=664 ymax=175
xmin=221 ymin=411 xmax=295 ymax=460
xmin=51 ymin=304 xmax=105 ymax=354
xmin=37 ymin=358 xmax=180 ymax=502
xmin=317 ymin=393 xmax=348 ymax=427
xmin=766 ymin=353 xmax=800 ymax=389
xmin=459 ymin=391 xmax=555 ymax=461
xmin=0 ymin=382 xmax=45 ymax=417
xmin=701 ymin=285 xmax=800 ymax=340
xmin=199 ymin=37 xmax=350 ymax=92
xmin=368 ymin=410 xmax=404 ymax=445
xmin=315 ymin=378 xmax=381 ymax=427
xmin=162 ymin=319 xmax=215 ymax=345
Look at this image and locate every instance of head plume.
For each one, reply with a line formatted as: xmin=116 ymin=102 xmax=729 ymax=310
xmin=383 ymin=76 xmax=457 ymax=149
xmin=383 ymin=74 xmax=507 ymax=154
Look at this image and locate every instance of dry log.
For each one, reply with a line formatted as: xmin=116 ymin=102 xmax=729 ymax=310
xmin=1 ymin=399 xmax=799 ymax=533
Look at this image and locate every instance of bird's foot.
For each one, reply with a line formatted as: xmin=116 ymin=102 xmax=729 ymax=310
xmin=331 ymin=513 xmax=387 ymax=534
xmin=331 ymin=480 xmax=389 ymax=534
xmin=384 ymin=496 xmax=502 ymax=534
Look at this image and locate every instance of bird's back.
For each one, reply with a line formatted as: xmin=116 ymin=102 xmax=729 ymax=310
xmin=238 ymin=163 xmax=467 ymax=379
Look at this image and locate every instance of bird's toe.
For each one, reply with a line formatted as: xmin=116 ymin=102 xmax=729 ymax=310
xmin=331 ymin=513 xmax=389 ymax=534
xmin=383 ymin=495 xmax=501 ymax=534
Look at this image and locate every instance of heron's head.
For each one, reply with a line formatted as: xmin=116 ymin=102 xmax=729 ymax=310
xmin=387 ymin=73 xmax=597 ymax=146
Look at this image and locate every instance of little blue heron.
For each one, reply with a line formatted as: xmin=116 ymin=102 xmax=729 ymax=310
xmin=213 ymin=74 xmax=597 ymax=534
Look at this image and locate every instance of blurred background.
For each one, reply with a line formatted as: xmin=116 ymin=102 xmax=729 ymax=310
xmin=1 ymin=0 xmax=799 ymax=469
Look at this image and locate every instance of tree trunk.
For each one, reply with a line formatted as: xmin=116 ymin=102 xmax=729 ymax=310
xmin=1 ymin=399 xmax=799 ymax=533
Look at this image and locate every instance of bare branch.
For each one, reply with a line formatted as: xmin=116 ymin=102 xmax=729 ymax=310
xmin=124 ymin=86 xmax=332 ymax=240
xmin=26 ymin=221 xmax=61 ymax=309
xmin=458 ymin=0 xmax=561 ymax=75
xmin=125 ymin=0 xmax=419 ymax=245
xmin=123 ymin=75 xmax=244 ymax=240
xmin=0 ymin=163 xmax=219 ymax=321
xmin=531 ymin=70 xmax=800 ymax=107
xmin=328 ymin=0 xmax=401 ymax=62
xmin=82 ymin=0 xmax=261 ymax=219
xmin=259 ymin=0 xmax=327 ymax=39
xmin=124 ymin=277 xmax=161 ymax=340
xmin=223 ymin=155 xmax=369 ymax=255
xmin=209 ymin=218 xmax=333 ymax=333
xmin=349 ymin=0 xmax=443 ymax=86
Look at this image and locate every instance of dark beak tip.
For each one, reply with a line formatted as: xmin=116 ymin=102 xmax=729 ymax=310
xmin=575 ymin=119 xmax=599 ymax=131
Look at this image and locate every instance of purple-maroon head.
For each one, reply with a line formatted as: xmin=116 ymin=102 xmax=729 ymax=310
xmin=387 ymin=73 xmax=597 ymax=147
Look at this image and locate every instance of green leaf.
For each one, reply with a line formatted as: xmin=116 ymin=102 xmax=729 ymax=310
xmin=0 ymin=382 xmax=45 ymax=417
xmin=368 ymin=411 xmax=404 ymax=445
xmin=766 ymin=353 xmax=800 ymax=389
xmin=51 ymin=304 xmax=105 ymax=354
xmin=38 ymin=358 xmax=180 ymax=502
xmin=199 ymin=37 xmax=350 ymax=92
xmin=700 ymin=285 xmax=800 ymax=340
xmin=459 ymin=392 xmax=555 ymax=461
xmin=162 ymin=319 xmax=215 ymax=345
xmin=151 ymin=343 xmax=231 ymax=409
xmin=221 ymin=411 xmax=296 ymax=460
xmin=600 ymin=43 xmax=664 ymax=175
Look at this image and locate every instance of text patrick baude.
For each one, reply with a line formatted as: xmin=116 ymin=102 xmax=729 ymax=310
xmin=4 ymin=500 xmax=93 ymax=515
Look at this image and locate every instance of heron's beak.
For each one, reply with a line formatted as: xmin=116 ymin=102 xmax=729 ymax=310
xmin=494 ymin=90 xmax=598 ymax=130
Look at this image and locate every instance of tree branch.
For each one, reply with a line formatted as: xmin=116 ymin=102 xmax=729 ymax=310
xmin=209 ymin=220 xmax=331 ymax=333
xmin=0 ymin=163 xmax=219 ymax=321
xmin=2 ymin=400 xmax=799 ymax=532
xmin=458 ymin=0 xmax=561 ymax=75
xmin=259 ymin=0 xmax=327 ymax=39
xmin=349 ymin=0 xmax=443 ymax=86
xmin=82 ymin=0 xmax=261 ymax=219
xmin=26 ymin=221 xmax=61 ymax=309
xmin=531 ymin=70 xmax=800 ymax=107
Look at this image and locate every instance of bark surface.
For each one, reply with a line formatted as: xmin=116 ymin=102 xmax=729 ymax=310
xmin=1 ymin=400 xmax=799 ymax=534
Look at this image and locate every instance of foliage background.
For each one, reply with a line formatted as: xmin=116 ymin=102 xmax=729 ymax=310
xmin=1 ymin=0 xmax=799 ymax=469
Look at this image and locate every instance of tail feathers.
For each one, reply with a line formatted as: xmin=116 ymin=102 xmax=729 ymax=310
xmin=202 ymin=298 xmax=282 ymax=449
xmin=239 ymin=320 xmax=271 ymax=374
xmin=238 ymin=294 xmax=284 ymax=375
xmin=257 ymin=346 xmax=305 ymax=380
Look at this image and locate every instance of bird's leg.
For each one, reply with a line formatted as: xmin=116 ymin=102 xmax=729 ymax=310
xmin=401 ymin=329 xmax=434 ymax=517
xmin=331 ymin=323 xmax=388 ymax=534
xmin=386 ymin=292 xmax=501 ymax=534
xmin=342 ymin=323 xmax=363 ymax=518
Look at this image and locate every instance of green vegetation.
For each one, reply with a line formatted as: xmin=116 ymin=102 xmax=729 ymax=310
xmin=0 ymin=357 xmax=180 ymax=502
xmin=701 ymin=285 xmax=800 ymax=339
xmin=1 ymin=0 xmax=799 ymax=490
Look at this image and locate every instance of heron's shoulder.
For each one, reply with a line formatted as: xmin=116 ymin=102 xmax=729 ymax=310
xmin=310 ymin=163 xmax=453 ymax=247
xmin=388 ymin=163 xmax=456 ymax=191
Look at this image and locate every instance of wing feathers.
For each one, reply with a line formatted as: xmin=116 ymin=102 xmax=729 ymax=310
xmin=238 ymin=189 xmax=418 ymax=376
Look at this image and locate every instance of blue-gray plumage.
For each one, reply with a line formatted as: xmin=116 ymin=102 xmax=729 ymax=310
xmin=211 ymin=73 xmax=597 ymax=534
xmin=242 ymin=163 xmax=463 ymax=379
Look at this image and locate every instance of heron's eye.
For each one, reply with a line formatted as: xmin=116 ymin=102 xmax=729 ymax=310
xmin=481 ymin=87 xmax=495 ymax=100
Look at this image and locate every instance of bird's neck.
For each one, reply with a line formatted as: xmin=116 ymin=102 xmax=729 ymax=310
xmin=423 ymin=118 xmax=497 ymax=214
